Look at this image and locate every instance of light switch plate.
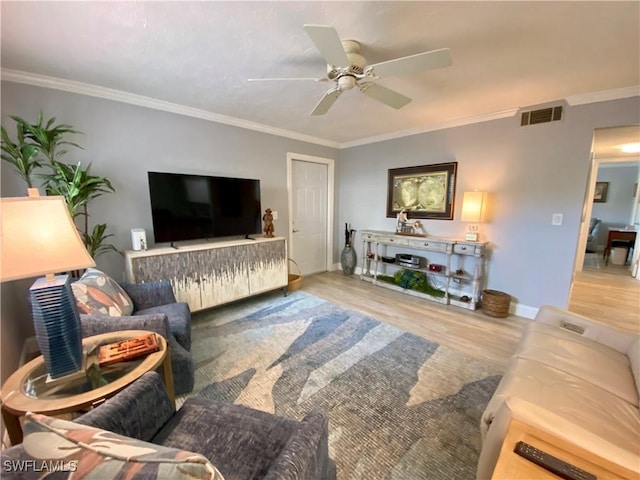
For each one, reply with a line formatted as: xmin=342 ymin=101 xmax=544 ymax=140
xmin=552 ymin=213 xmax=563 ymax=226
xmin=272 ymin=211 xmax=278 ymax=220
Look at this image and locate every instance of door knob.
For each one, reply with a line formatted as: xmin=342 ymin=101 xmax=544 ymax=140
xmin=292 ymin=229 xmax=300 ymax=233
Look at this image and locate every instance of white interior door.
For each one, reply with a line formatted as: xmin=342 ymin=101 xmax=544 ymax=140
xmin=288 ymin=153 xmax=334 ymax=275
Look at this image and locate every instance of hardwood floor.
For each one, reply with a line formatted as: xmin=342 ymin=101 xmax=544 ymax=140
xmin=301 ymin=271 xmax=530 ymax=370
xmin=569 ymin=255 xmax=640 ymax=334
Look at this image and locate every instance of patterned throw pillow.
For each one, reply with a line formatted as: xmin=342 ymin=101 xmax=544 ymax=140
xmin=71 ymin=268 xmax=134 ymax=316
xmin=20 ymin=413 xmax=225 ymax=480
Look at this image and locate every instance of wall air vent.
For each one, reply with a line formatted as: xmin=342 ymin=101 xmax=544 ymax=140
xmin=520 ymin=105 xmax=563 ymax=126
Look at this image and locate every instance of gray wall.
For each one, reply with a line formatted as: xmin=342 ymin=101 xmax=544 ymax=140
xmin=1 ymin=80 xmax=338 ymax=381
xmin=2 ymin=80 xmax=639 ymax=379
xmin=338 ymin=97 xmax=640 ymax=310
xmin=592 ymin=164 xmax=639 ymax=247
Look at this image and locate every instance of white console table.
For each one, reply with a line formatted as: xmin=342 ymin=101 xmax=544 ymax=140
xmin=360 ymin=230 xmax=487 ymax=310
xmin=125 ymin=237 xmax=287 ymax=312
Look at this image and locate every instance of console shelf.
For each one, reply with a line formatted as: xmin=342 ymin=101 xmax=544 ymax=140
xmin=360 ymin=230 xmax=487 ymax=310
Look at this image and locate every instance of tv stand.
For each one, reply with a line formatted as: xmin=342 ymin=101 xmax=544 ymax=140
xmin=170 ymin=242 xmax=179 ymax=249
xmin=124 ymin=237 xmax=287 ymax=312
xmin=245 ymin=234 xmax=256 ymax=240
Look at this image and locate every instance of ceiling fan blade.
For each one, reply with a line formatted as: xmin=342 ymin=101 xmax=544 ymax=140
xmin=360 ymin=83 xmax=411 ymax=109
xmin=303 ymin=24 xmax=350 ymax=68
xmin=310 ymin=88 xmax=342 ymax=116
xmin=368 ymin=48 xmax=452 ymax=78
xmin=248 ymin=77 xmax=328 ymax=82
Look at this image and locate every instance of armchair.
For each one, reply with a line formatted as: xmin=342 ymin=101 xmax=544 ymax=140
xmin=79 ymin=280 xmax=194 ymax=395
xmin=1 ymin=372 xmax=336 ymax=479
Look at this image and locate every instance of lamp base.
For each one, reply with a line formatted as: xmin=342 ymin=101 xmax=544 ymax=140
xmin=30 ymin=275 xmax=84 ymax=379
xmin=45 ymin=365 xmax=87 ymax=388
xmin=465 ymin=232 xmax=479 ymax=241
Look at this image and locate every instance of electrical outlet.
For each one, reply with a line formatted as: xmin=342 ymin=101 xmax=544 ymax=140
xmin=552 ymin=213 xmax=563 ymax=226
xmin=272 ymin=211 xmax=278 ymax=220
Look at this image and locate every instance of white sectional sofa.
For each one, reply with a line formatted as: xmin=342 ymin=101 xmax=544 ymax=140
xmin=477 ymin=305 xmax=640 ymax=479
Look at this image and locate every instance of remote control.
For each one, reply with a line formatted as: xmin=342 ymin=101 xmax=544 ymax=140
xmin=514 ymin=441 xmax=597 ymax=480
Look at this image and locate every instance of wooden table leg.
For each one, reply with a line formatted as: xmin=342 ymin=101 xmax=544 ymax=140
xmin=2 ymin=406 xmax=23 ymax=445
xmin=161 ymin=348 xmax=175 ymax=409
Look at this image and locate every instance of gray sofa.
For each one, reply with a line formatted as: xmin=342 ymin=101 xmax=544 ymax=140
xmin=1 ymin=372 xmax=336 ymax=480
xmin=80 ymin=280 xmax=195 ymax=395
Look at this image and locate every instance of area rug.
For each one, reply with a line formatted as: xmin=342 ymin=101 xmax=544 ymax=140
xmin=185 ymin=291 xmax=503 ymax=479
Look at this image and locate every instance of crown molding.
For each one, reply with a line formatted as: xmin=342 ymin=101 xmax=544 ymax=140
xmin=566 ymin=85 xmax=640 ymax=106
xmin=339 ymin=108 xmax=520 ymax=149
xmin=1 ymin=69 xmax=341 ymax=149
xmin=3 ymin=69 xmax=638 ymax=151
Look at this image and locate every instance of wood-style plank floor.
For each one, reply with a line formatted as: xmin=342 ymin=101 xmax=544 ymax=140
xmin=301 ymin=271 xmax=530 ymax=370
xmin=569 ymin=256 xmax=640 ymax=334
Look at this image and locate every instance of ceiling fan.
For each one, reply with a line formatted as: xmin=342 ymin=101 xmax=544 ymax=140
xmin=248 ymin=25 xmax=452 ymax=116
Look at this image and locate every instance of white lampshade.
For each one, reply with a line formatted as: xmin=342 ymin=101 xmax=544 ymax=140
xmin=1 ymin=196 xmax=95 ymax=282
xmin=461 ymin=191 xmax=487 ymax=223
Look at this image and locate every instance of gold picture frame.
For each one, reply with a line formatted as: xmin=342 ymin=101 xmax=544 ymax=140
xmin=386 ymin=162 xmax=457 ymax=219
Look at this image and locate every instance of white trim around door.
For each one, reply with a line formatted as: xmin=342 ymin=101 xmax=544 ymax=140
xmin=287 ymin=152 xmax=335 ymax=273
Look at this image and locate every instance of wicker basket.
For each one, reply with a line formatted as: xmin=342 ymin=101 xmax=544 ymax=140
xmin=481 ymin=289 xmax=511 ymax=318
xmin=287 ymin=258 xmax=303 ymax=292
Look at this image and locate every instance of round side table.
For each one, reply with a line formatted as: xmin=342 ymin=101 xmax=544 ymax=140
xmin=0 ymin=330 xmax=174 ymax=445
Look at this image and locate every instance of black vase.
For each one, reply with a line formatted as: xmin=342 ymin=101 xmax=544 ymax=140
xmin=341 ymin=245 xmax=357 ymax=275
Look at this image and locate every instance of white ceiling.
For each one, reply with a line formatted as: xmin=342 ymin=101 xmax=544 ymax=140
xmin=1 ymin=1 xmax=639 ymax=147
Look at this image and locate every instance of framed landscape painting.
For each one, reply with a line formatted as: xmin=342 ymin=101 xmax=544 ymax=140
xmin=593 ymin=182 xmax=609 ymax=203
xmin=386 ymin=162 xmax=457 ymax=219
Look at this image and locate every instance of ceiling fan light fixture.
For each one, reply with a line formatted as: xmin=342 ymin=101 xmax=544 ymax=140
xmin=338 ymin=75 xmax=357 ymax=90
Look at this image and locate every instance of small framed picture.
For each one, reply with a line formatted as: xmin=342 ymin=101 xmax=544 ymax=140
xmin=593 ymin=182 xmax=609 ymax=203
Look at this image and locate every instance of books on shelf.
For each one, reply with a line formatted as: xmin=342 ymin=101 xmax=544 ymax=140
xmin=98 ymin=333 xmax=160 ymax=366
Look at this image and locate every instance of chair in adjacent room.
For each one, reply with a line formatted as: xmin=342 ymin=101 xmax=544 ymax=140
xmin=586 ymin=217 xmax=601 ymax=253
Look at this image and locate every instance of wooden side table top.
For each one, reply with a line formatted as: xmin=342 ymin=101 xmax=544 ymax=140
xmin=491 ymin=418 xmax=637 ymax=480
xmin=1 ymin=330 xmax=173 ymax=445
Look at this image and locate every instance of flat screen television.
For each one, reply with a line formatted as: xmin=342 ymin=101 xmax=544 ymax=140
xmin=147 ymin=171 xmax=261 ymax=243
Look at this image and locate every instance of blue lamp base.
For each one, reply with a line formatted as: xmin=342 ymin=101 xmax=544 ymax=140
xmin=30 ymin=275 xmax=83 ymax=379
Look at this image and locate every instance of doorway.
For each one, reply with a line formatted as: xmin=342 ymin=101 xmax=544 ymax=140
xmin=287 ymin=153 xmax=335 ymax=276
xmin=568 ymin=126 xmax=640 ymax=329
xmin=573 ymin=126 xmax=640 ymax=276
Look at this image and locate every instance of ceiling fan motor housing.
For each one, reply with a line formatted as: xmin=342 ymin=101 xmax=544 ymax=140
xmin=326 ymin=40 xmax=365 ymax=81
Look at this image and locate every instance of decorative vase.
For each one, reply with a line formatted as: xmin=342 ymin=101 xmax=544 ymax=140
xmin=341 ymin=245 xmax=357 ymax=275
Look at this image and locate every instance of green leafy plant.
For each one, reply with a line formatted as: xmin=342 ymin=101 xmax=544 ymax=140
xmin=13 ymin=111 xmax=82 ymax=163
xmin=377 ymin=270 xmax=445 ymax=298
xmin=1 ymin=122 xmax=41 ymax=188
xmin=1 ymin=111 xmax=118 ymax=259
xmin=41 ymin=161 xmax=115 ymax=224
xmin=83 ymin=223 xmax=119 ymax=259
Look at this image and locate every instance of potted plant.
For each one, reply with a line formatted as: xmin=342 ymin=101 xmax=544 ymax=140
xmin=1 ymin=111 xmax=118 ymax=258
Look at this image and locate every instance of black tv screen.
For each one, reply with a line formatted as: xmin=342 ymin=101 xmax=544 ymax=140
xmin=148 ymin=171 xmax=262 ymax=243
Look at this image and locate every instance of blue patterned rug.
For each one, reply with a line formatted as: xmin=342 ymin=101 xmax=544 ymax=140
xmin=185 ymin=291 xmax=502 ymax=479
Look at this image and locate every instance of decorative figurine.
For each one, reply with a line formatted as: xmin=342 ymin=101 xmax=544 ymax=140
xmin=396 ymin=209 xmax=409 ymax=232
xmin=396 ymin=209 xmax=426 ymax=236
xmin=263 ymin=208 xmax=274 ymax=238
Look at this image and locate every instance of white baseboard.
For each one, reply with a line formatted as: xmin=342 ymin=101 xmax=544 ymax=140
xmin=511 ymin=303 xmax=538 ymax=319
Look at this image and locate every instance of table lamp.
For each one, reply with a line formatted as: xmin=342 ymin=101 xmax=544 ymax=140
xmin=1 ymin=193 xmax=96 ymax=380
xmin=461 ymin=191 xmax=487 ymax=241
